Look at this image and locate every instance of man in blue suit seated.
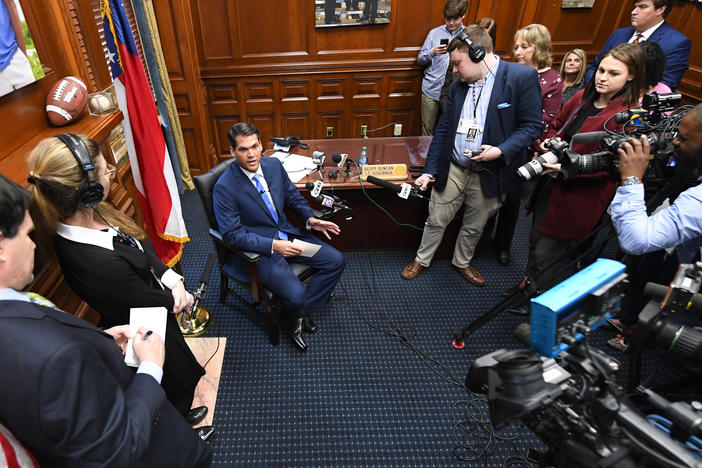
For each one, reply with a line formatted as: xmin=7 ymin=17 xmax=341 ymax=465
xmin=0 ymin=174 xmax=211 ymax=467
xmin=213 ymin=123 xmax=346 ymax=352
xmin=401 ymin=24 xmax=542 ymax=285
xmin=584 ymin=0 xmax=690 ymax=91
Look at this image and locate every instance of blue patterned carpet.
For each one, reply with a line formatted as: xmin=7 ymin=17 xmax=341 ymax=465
xmin=177 ymin=188 xmax=626 ymax=467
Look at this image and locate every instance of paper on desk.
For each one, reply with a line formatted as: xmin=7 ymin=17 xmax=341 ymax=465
xmin=124 ymin=307 xmax=167 ymax=367
xmin=292 ymin=238 xmax=322 ymax=257
xmin=269 ymin=152 xmax=317 ymax=183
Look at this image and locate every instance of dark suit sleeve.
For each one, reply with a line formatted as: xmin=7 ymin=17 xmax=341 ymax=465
xmin=213 ymin=177 xmax=275 ymax=254
xmin=662 ymin=35 xmax=691 ymax=91
xmin=424 ymin=81 xmax=455 ymax=176
xmin=38 ymin=342 xmax=165 ymax=467
xmin=497 ymin=67 xmax=543 ymax=166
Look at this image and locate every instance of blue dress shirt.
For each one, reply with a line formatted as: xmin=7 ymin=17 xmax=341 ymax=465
xmin=610 ymin=182 xmax=702 ymax=262
xmin=418 ymin=24 xmax=464 ymax=100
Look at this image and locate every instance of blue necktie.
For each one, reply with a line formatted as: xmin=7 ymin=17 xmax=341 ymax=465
xmin=253 ymin=174 xmax=288 ymax=241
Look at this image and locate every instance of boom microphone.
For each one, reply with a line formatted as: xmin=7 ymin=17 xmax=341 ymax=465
xmin=570 ymin=131 xmax=608 ymax=145
xmin=365 ymin=175 xmax=428 ymax=201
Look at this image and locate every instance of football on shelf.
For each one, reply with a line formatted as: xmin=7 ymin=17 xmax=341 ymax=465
xmin=45 ymin=76 xmax=88 ymax=127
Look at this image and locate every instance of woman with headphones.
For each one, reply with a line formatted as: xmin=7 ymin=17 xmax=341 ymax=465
xmin=26 ymin=134 xmax=214 ymax=441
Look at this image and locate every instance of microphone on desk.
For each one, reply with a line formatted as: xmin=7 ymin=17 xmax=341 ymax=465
xmin=365 ymin=175 xmax=429 ymax=201
xmin=332 ymin=153 xmax=348 ymax=168
xmin=305 ymin=182 xmax=352 ymax=211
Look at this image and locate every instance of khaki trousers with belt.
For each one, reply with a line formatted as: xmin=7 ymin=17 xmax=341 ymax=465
xmin=415 ymin=162 xmax=503 ymax=268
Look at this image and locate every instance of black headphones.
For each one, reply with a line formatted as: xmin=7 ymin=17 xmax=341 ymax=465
xmin=55 ymin=133 xmax=104 ymax=207
xmin=457 ymin=32 xmax=486 ymax=63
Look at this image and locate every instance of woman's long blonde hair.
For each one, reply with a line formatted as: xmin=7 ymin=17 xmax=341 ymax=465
xmin=26 ymin=135 xmax=146 ymax=248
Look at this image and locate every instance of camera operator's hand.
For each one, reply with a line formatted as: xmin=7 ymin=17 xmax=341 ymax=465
xmin=617 ymin=135 xmax=650 ymax=180
xmin=538 ymin=139 xmax=552 ymax=154
xmin=541 ymin=162 xmax=562 ymax=176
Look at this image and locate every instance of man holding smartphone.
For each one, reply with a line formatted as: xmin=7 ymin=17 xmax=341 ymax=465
xmin=417 ymin=0 xmax=467 ymax=136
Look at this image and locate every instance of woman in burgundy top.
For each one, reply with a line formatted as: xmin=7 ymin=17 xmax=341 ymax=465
xmin=512 ymin=43 xmax=646 ymax=313
xmin=490 ymin=23 xmax=562 ymax=265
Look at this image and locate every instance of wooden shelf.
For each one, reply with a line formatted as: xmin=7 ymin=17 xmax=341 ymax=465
xmin=0 ymin=110 xmax=123 ymax=186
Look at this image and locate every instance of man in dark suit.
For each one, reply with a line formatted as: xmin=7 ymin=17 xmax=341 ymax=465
xmin=401 ymin=24 xmax=542 ymax=285
xmin=584 ymin=0 xmax=690 ymax=90
xmin=0 ymin=174 xmax=211 ymax=467
xmin=212 ymin=123 xmax=346 ymax=352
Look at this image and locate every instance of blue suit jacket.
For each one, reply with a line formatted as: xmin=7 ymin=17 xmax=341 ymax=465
xmin=0 ymin=300 xmax=211 ymax=467
xmin=425 ymin=60 xmax=543 ymax=198
xmin=584 ymin=22 xmax=691 ymax=90
xmin=213 ymin=156 xmax=315 ymax=280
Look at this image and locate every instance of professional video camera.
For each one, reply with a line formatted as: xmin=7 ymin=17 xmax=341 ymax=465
xmin=517 ymin=92 xmax=690 ymax=182
xmin=466 ymin=259 xmax=702 ymax=467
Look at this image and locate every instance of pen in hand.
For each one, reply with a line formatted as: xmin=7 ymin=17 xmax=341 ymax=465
xmin=142 ymin=330 xmax=153 ymax=340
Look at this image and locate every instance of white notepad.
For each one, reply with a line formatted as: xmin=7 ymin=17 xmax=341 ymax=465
xmin=124 ymin=307 xmax=167 ymax=367
xmin=292 ymin=238 xmax=321 ymax=257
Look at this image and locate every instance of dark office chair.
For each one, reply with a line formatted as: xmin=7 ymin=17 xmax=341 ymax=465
xmin=193 ymin=159 xmax=315 ymax=345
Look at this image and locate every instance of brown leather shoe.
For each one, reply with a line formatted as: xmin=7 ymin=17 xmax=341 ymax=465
xmin=453 ymin=264 xmax=486 ymax=286
xmin=401 ymin=260 xmax=424 ymax=279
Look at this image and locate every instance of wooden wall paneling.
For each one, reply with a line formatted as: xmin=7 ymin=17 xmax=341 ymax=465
xmin=668 ymin=4 xmax=702 ymax=101
xmin=196 ymin=0 xmax=234 ymax=62
xmin=387 ymin=72 xmax=421 ymax=136
xmin=315 ymin=77 xmax=346 ymax=139
xmin=391 ymin=0 xmax=446 ymax=52
xmin=280 ymin=78 xmax=313 ymax=138
xmin=152 ymin=0 xmax=702 ymax=176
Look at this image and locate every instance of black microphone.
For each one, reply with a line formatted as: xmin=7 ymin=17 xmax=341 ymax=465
xmin=331 ymin=153 xmax=348 ymax=167
xmin=570 ymin=131 xmax=608 ymax=145
xmin=305 ymin=182 xmax=349 ymax=205
xmin=644 ymin=282 xmax=702 ymax=311
xmin=365 ymin=175 xmax=429 ymax=201
xmin=188 ymin=252 xmax=217 ymax=315
xmin=305 ymin=183 xmax=352 ymax=210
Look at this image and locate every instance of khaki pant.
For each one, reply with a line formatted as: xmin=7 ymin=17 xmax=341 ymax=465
xmin=415 ymin=162 xmax=503 ymax=268
xmin=420 ymin=93 xmax=440 ymax=136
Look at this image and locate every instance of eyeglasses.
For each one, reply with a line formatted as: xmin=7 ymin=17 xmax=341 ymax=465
xmin=104 ymin=164 xmax=116 ymax=180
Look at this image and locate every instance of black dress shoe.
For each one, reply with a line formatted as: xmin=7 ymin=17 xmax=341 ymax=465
xmin=497 ymin=250 xmax=510 ymax=266
xmin=186 ymin=406 xmax=208 ymax=426
xmin=195 ymin=425 xmax=216 ymax=442
xmin=292 ymin=318 xmax=308 ymax=352
xmin=303 ymin=317 xmax=317 ymax=334
xmin=508 ymin=303 xmax=530 ymax=317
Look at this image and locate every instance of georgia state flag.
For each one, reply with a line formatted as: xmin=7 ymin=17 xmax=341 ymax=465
xmin=101 ymin=0 xmax=188 ymax=266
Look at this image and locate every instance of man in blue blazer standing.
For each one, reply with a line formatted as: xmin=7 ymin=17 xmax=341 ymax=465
xmin=584 ymin=0 xmax=690 ymax=91
xmin=213 ymin=123 xmax=345 ymax=352
xmin=401 ymin=24 xmax=542 ymax=285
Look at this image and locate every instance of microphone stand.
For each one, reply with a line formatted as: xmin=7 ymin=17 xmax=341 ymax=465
xmin=178 ymin=252 xmax=216 ymax=337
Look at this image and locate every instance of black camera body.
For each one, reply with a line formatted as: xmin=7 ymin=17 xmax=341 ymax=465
xmin=466 ymin=261 xmax=702 ymax=467
xmin=536 ymin=93 xmax=687 ymax=181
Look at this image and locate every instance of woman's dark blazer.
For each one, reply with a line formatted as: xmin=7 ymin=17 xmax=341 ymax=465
xmin=54 ymin=234 xmax=205 ymax=415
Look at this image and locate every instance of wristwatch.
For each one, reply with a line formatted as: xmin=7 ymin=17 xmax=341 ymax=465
xmin=621 ymin=176 xmax=642 ymax=186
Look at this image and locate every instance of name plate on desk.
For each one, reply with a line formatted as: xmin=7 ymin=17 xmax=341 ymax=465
xmin=361 ymin=164 xmax=408 ymax=181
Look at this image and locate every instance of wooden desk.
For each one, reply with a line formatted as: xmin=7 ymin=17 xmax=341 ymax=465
xmin=291 ymin=136 xmax=431 ymax=189
xmin=281 ymin=136 xmax=464 ymax=255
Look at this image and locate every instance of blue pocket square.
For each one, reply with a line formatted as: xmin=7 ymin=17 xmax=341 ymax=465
xmin=497 ymin=102 xmax=511 ymax=109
